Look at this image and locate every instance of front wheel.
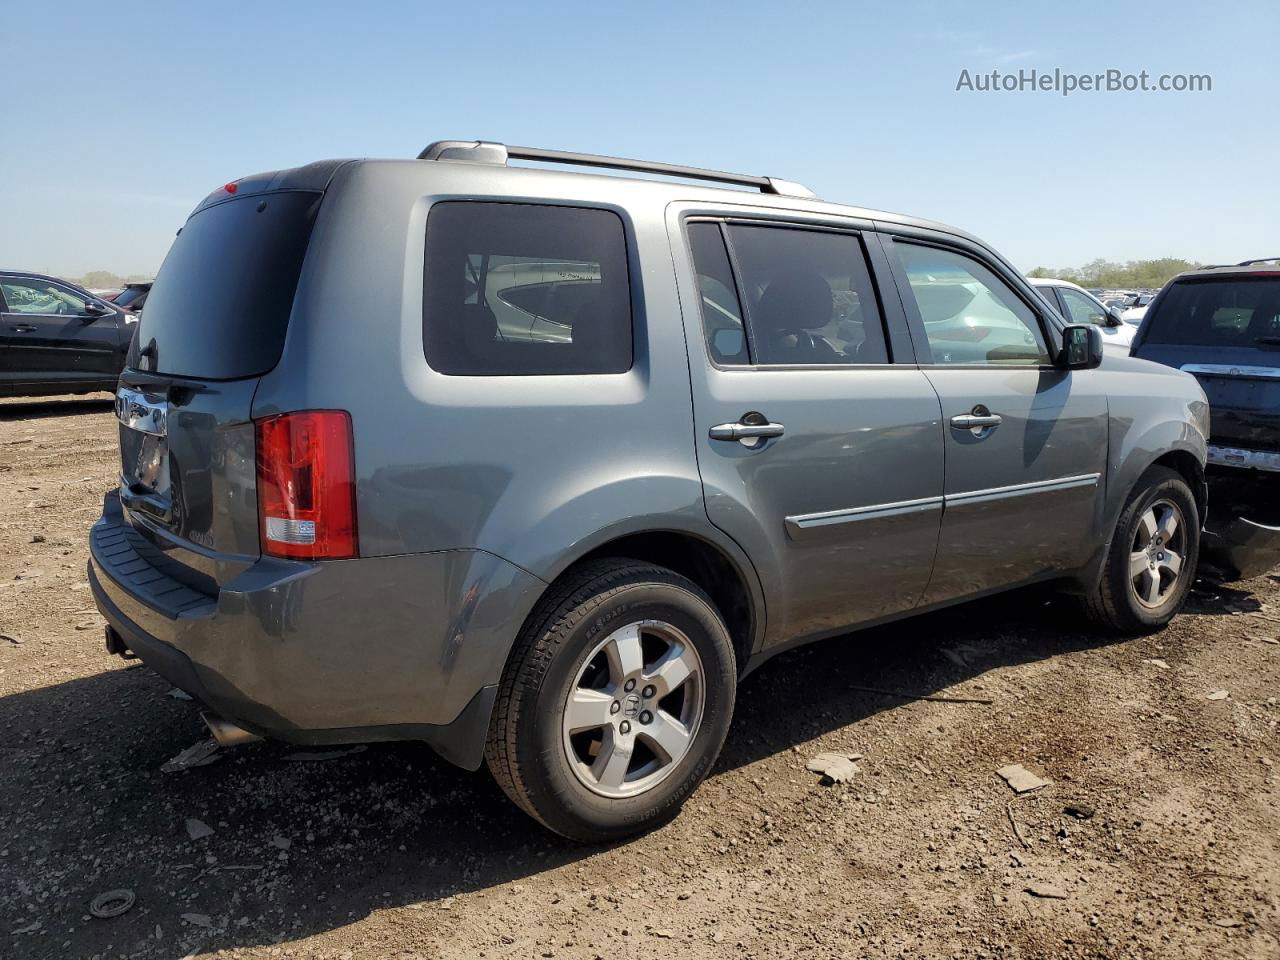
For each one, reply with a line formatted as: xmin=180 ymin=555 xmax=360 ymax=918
xmin=485 ymin=559 xmax=737 ymax=842
xmin=1082 ymin=465 xmax=1200 ymax=633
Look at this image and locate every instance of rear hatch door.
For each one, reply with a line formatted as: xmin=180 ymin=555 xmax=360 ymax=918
xmin=115 ymin=176 xmax=330 ymax=590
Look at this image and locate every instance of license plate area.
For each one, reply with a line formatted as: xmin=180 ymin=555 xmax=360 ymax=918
xmin=116 ymin=387 xmax=173 ymax=518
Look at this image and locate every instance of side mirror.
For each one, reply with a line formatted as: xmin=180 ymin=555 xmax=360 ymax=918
xmin=80 ymin=302 xmax=109 ymax=322
xmin=1106 ymin=305 xmax=1125 ymax=326
xmin=1058 ymin=324 xmax=1103 ymax=369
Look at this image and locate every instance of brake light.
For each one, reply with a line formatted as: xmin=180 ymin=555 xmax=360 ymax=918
xmin=255 ymin=411 xmax=357 ymax=560
xmin=223 ymin=182 xmax=238 ymax=194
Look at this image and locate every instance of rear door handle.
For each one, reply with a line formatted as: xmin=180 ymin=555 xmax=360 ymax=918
xmin=950 ymin=414 xmax=1002 ymax=429
xmin=10 ymin=324 xmax=37 ymax=333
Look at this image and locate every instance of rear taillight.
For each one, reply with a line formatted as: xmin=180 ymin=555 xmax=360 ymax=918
xmin=255 ymin=411 xmax=357 ymax=560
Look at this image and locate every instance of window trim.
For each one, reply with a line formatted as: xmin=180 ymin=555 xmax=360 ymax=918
xmin=420 ymin=199 xmax=638 ymax=378
xmin=682 ymin=214 xmax=899 ymax=372
xmin=882 ymin=233 xmax=1060 ymax=370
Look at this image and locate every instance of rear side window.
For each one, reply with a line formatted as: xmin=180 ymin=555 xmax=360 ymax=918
xmin=687 ymin=222 xmax=889 ymax=366
xmin=423 ymin=202 xmax=633 ymax=376
xmin=1144 ymin=278 xmax=1280 ymax=346
xmin=137 ymin=191 xmax=320 ymax=380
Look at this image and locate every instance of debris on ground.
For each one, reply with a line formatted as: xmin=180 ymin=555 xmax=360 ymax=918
xmin=285 ymin=745 xmax=368 ymax=762
xmin=806 ymin=752 xmax=862 ymax=784
xmin=269 ymin=835 xmax=292 ymax=851
xmin=185 ymin=818 xmax=215 ymax=840
xmin=166 ymin=687 xmax=194 ymax=701
xmin=996 ymin=764 xmax=1050 ymax=794
xmin=1 ymin=633 xmax=23 ymax=645
xmin=89 ymin=889 xmax=136 ymax=919
xmin=1063 ymin=802 xmax=1096 ymax=820
xmin=1025 ymin=883 xmax=1069 ymax=899
xmin=1206 ymin=689 xmax=1230 ymax=701
xmin=12 ymin=920 xmax=42 ymax=934
xmin=1145 ymin=658 xmax=1170 ymax=669
xmin=160 ymin=738 xmax=222 ymax=774
xmin=181 ymin=913 xmax=212 ymax=928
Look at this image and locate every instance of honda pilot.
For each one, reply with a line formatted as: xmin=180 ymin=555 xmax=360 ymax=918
xmin=91 ymin=141 xmax=1210 ymax=841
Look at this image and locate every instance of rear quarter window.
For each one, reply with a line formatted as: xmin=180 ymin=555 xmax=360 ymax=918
xmin=422 ymin=202 xmax=633 ymax=376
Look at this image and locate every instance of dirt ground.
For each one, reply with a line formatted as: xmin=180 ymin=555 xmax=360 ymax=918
xmin=1 ymin=393 xmax=1277 ymax=960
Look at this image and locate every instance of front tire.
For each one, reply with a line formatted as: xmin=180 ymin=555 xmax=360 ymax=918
xmin=1083 ymin=465 xmax=1199 ymax=633
xmin=485 ymin=559 xmax=737 ymax=842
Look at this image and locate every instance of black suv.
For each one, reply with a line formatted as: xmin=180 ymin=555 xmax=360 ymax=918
xmin=0 ymin=271 xmax=134 ymax=397
xmin=1132 ymin=258 xmax=1280 ymax=578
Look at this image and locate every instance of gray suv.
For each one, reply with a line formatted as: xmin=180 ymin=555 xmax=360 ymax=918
xmin=90 ymin=141 xmax=1209 ymax=841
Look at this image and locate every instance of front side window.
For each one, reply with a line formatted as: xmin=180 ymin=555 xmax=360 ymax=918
xmin=423 ymin=202 xmax=632 ymax=376
xmin=1058 ymin=286 xmax=1108 ymax=326
xmin=897 ymin=243 xmax=1050 ymax=365
xmin=1 ymin=278 xmax=87 ymax=315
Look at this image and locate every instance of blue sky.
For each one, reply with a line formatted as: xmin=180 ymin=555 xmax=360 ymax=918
xmin=3 ymin=0 xmax=1275 ymax=277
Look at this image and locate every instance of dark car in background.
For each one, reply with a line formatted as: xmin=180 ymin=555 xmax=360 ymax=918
xmin=1132 ymin=258 xmax=1280 ymax=578
xmin=111 ymin=281 xmax=152 ymax=313
xmin=0 ymin=271 xmax=135 ymax=397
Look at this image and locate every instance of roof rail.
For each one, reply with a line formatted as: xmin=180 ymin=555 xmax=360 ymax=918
xmin=1239 ymin=257 xmax=1280 ymax=266
xmin=416 ymin=140 xmax=818 ymax=199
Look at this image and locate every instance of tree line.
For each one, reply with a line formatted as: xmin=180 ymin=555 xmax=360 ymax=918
xmin=1026 ymin=258 xmax=1201 ymax=290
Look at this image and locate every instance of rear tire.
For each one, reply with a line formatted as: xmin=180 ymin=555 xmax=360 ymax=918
xmin=484 ymin=558 xmax=736 ymax=843
xmin=1082 ymin=465 xmax=1199 ymax=633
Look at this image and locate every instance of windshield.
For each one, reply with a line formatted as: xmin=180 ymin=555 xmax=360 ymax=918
xmin=135 ymin=191 xmax=321 ymax=379
xmin=1144 ymin=277 xmax=1280 ymax=347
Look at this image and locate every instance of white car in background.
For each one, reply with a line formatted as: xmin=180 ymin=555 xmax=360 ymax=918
xmin=1028 ymin=277 xmax=1135 ymax=353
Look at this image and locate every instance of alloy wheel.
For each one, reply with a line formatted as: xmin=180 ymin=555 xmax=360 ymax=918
xmin=1129 ymin=498 xmax=1187 ymax=608
xmin=561 ymin=620 xmax=705 ymax=799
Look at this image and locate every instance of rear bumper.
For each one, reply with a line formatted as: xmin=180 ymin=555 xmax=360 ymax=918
xmin=1207 ymin=444 xmax=1280 ymax=473
xmin=88 ymin=490 xmax=545 ymax=769
xmin=1202 ymin=469 xmax=1280 ymax=582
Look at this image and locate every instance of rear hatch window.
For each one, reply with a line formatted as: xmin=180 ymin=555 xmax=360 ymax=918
xmin=135 ymin=190 xmax=321 ymax=380
xmin=1144 ymin=277 xmax=1280 ymax=348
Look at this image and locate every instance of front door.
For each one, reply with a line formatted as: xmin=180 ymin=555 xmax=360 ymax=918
xmin=673 ymin=211 xmax=945 ymax=646
xmin=882 ymin=237 xmax=1108 ymax=604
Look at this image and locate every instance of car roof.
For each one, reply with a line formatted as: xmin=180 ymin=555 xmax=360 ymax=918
xmin=1027 ymin=277 xmax=1088 ymax=292
xmin=1166 ymin=260 xmax=1280 ymax=282
xmin=206 ymin=145 xmax=991 ymax=253
xmin=0 ymin=269 xmax=91 ymax=291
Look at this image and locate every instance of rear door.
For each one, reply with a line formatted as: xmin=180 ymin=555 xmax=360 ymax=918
xmin=880 ymin=232 xmax=1108 ymax=604
xmin=673 ymin=207 xmax=944 ymax=646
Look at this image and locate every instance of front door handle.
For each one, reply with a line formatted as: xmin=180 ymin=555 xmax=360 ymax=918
xmin=10 ymin=324 xmax=37 ymax=333
xmin=950 ymin=404 xmax=1002 ymax=436
xmin=710 ymin=413 xmax=785 ymax=446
